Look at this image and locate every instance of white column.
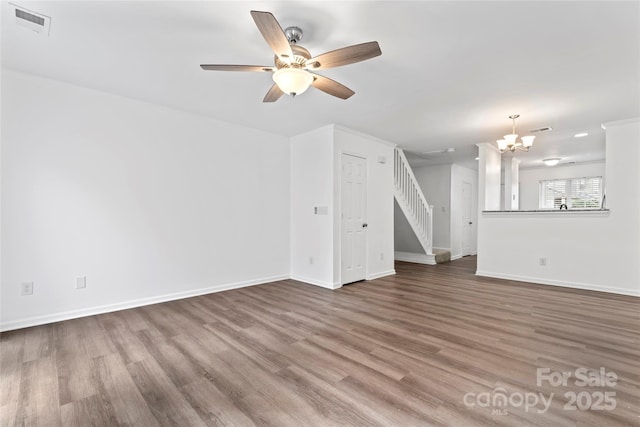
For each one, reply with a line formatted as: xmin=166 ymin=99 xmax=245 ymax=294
xmin=476 ymin=142 xmax=502 ymax=212
xmin=476 ymin=141 xmax=502 ymax=275
xmin=503 ymin=157 xmax=520 ymax=211
xmin=602 ymin=118 xmax=640 ymax=289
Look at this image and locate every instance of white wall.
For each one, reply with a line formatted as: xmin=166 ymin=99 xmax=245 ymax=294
xmin=334 ymin=126 xmax=396 ymax=281
xmin=450 ymin=164 xmax=478 ymax=258
xmin=519 ymin=161 xmax=606 ymax=210
xmin=394 ymin=200 xmax=424 ymax=253
xmin=412 ymin=164 xmax=452 ymax=250
xmin=604 ymin=118 xmax=640 ymax=293
xmin=289 ymin=125 xmax=396 ymax=288
xmin=477 ymin=118 xmax=639 ymax=296
xmin=290 ymin=126 xmax=335 ymax=287
xmin=1 ymin=70 xmax=291 ymax=330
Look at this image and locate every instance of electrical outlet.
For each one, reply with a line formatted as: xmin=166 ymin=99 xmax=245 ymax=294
xmin=539 ymin=257 xmax=547 ymax=266
xmin=309 ymin=256 xmax=314 ymax=265
xmin=380 ymin=253 xmax=384 ymax=261
xmin=21 ymin=282 xmax=33 ymax=296
xmin=76 ymin=276 xmax=86 ymax=289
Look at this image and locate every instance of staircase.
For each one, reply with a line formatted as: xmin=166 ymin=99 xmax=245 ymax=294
xmin=394 ymin=148 xmax=434 ymax=258
xmin=394 ymin=148 xmax=453 ymax=265
xmin=393 ymin=148 xmax=452 ymax=264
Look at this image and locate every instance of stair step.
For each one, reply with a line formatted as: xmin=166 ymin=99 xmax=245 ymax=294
xmin=433 ymin=249 xmax=451 ymax=264
xmin=394 ymin=250 xmax=451 ymax=265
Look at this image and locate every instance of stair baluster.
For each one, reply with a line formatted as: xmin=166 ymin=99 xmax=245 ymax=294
xmin=394 ymin=148 xmax=433 ymax=255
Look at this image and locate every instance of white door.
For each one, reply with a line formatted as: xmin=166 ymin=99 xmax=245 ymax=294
xmin=341 ymin=154 xmax=367 ymax=284
xmin=461 ymin=181 xmax=473 ymax=256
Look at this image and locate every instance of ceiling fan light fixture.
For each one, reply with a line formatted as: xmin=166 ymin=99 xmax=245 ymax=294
xmin=201 ymin=11 xmax=381 ymax=102
xmin=272 ymin=68 xmax=313 ymax=97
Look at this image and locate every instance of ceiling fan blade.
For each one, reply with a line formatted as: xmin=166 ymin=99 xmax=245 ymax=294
xmin=306 ymin=41 xmax=381 ymax=70
xmin=310 ymin=74 xmax=355 ymax=100
xmin=250 ymin=11 xmax=293 ymax=63
xmin=200 ymin=65 xmax=274 ymax=72
xmin=263 ymin=84 xmax=284 ymax=103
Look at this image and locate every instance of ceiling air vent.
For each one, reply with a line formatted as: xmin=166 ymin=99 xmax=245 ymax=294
xmin=11 ymin=3 xmax=51 ymax=35
xmin=529 ymin=126 xmax=552 ymax=133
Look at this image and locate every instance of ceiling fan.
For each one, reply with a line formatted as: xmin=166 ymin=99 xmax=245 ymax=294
xmin=200 ymin=10 xmax=382 ymax=102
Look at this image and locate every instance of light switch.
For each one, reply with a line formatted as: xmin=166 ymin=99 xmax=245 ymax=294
xmin=314 ymin=206 xmax=328 ymax=215
xmin=76 ymin=276 xmax=86 ymax=289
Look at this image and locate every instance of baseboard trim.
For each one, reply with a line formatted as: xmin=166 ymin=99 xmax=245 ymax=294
xmin=367 ymin=269 xmax=396 ymax=280
xmin=394 ymin=251 xmax=436 ymax=265
xmin=475 ymin=270 xmax=640 ymax=297
xmin=0 ymin=274 xmax=289 ymax=332
xmin=290 ymin=275 xmax=341 ymax=290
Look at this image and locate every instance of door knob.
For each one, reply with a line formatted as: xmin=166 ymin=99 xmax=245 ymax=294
xmin=362 ymin=223 xmax=368 ymax=228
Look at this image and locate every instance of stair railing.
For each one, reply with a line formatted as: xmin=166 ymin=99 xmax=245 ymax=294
xmin=394 ymin=148 xmax=433 ymax=255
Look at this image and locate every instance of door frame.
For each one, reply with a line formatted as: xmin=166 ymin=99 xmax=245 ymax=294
xmin=461 ymin=180 xmax=474 ymax=257
xmin=339 ymin=151 xmax=368 ymax=285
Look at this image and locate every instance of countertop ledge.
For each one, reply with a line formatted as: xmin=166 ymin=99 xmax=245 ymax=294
xmin=483 ymin=209 xmax=610 ymax=216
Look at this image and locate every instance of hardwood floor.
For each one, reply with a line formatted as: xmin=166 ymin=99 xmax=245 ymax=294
xmin=1 ymin=257 xmax=639 ymax=426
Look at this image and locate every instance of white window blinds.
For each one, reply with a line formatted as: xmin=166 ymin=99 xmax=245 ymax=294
xmin=539 ymin=176 xmax=603 ymax=209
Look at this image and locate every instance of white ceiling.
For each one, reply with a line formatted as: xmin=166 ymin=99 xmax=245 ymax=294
xmin=3 ymin=1 xmax=639 ymax=169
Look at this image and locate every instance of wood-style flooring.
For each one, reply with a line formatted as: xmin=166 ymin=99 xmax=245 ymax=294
xmin=1 ymin=257 xmax=639 ymax=426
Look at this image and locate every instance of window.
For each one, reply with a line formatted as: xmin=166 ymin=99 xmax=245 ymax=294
xmin=539 ymin=176 xmax=603 ymax=210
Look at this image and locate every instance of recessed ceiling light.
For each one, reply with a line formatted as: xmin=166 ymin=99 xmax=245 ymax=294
xmin=475 ymin=157 xmax=480 ymax=161
xmin=574 ymin=132 xmax=589 ymax=138
xmin=543 ymin=158 xmax=561 ymax=167
xmin=446 ymin=147 xmax=456 ymax=153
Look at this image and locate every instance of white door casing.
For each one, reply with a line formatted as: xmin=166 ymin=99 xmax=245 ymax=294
xmin=341 ymin=154 xmax=367 ymax=284
xmin=462 ymin=180 xmax=473 ymax=256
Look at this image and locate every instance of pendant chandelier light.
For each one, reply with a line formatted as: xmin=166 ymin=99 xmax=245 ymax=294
xmin=497 ymin=114 xmax=535 ymax=153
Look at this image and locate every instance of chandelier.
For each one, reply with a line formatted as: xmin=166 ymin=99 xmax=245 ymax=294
xmin=497 ymin=114 xmax=535 ymax=153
